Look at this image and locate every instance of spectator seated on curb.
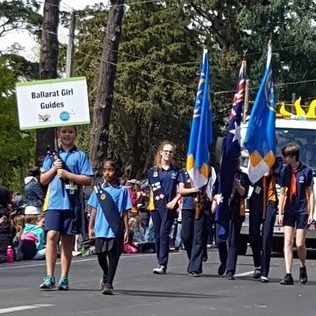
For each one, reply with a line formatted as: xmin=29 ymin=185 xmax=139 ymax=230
xmin=123 ymin=217 xmax=155 ymax=254
xmin=16 ymin=207 xmax=46 ymax=261
xmin=0 ymin=186 xmax=15 ymax=263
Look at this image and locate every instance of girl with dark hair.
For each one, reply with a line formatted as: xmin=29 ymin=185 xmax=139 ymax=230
xmin=88 ymin=158 xmax=131 ymax=295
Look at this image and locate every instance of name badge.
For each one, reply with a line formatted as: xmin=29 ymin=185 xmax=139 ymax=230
xmin=255 ymin=186 xmax=261 ymax=194
xmin=65 ymin=181 xmax=78 ymax=194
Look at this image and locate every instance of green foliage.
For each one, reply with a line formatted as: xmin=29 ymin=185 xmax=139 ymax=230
xmin=60 ymin=4 xmax=108 ymax=152
xmin=70 ymin=3 xmax=202 ymax=177
xmin=181 ymin=0 xmax=316 ymax=133
xmin=109 ymin=3 xmax=202 ymax=177
xmin=0 ymin=0 xmax=42 ymax=38
xmin=238 ymin=0 xmax=316 ymax=102
xmin=0 ymin=56 xmax=36 ymax=191
xmin=64 ymin=0 xmax=316 ymax=177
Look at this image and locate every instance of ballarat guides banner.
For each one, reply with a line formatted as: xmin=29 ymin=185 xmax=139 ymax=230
xmin=16 ymin=77 xmax=90 ymax=130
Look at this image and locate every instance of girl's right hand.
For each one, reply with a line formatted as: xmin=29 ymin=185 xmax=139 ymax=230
xmin=278 ymin=214 xmax=284 ymax=226
xmin=53 ymin=159 xmax=63 ymax=170
xmin=88 ymin=228 xmax=95 ymax=240
xmin=124 ymin=230 xmax=129 ymax=243
xmin=307 ymin=214 xmax=313 ymax=226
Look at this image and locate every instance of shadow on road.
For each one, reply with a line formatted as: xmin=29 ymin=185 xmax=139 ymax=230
xmin=116 ymin=289 xmax=225 ymax=299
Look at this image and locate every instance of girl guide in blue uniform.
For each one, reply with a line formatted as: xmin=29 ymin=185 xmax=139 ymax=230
xmin=40 ymin=126 xmax=93 ymax=291
xmin=148 ymin=141 xmax=181 ymax=275
xmin=278 ymin=143 xmax=314 ymax=285
xmin=88 ymin=157 xmax=131 ymax=295
xmin=179 ymin=166 xmax=217 ymax=277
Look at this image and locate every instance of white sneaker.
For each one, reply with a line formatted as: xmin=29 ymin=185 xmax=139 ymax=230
xmin=153 ymin=265 xmax=166 ymax=275
xmin=260 ymin=276 xmax=269 ymax=283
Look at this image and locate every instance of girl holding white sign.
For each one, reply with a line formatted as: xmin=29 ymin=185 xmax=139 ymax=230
xmin=39 ymin=126 xmax=93 ymax=290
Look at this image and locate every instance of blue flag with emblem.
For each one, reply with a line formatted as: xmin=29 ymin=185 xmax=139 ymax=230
xmin=216 ymin=60 xmax=246 ymax=239
xmin=244 ymin=42 xmax=276 ymax=183
xmin=186 ymin=49 xmax=213 ymax=188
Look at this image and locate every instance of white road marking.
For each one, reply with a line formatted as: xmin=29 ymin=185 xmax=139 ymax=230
xmin=0 ymin=304 xmax=54 ymax=314
xmin=234 ymin=271 xmax=253 ymax=277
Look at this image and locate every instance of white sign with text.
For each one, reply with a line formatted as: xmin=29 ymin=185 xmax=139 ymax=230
xmin=16 ymin=77 xmax=90 ymax=130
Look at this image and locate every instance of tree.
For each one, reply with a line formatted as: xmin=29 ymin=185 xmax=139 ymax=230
xmin=35 ymin=0 xmax=60 ymax=165
xmin=110 ymin=2 xmax=201 ymax=177
xmin=180 ymin=0 xmax=316 ymax=130
xmin=0 ymin=0 xmax=42 ymax=38
xmin=238 ymin=0 xmax=316 ymax=103
xmin=89 ymin=0 xmax=125 ymax=176
xmin=0 ymin=0 xmax=43 ymax=190
xmin=0 ymin=55 xmax=36 ymax=191
xmin=65 ymin=0 xmax=316 ymax=178
xmin=66 ymin=2 xmax=202 ymax=178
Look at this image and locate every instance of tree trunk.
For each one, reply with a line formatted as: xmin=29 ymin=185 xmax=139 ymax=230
xmin=35 ymin=0 xmax=60 ymax=165
xmin=89 ymin=0 xmax=125 ymax=176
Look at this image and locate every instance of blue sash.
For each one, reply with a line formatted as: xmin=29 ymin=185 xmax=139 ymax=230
xmin=95 ymin=184 xmax=122 ymax=236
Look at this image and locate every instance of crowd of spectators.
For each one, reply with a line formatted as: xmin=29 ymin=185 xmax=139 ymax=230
xmin=0 ymin=174 xmax=156 ymax=263
xmin=0 ymin=172 xmax=217 ymax=264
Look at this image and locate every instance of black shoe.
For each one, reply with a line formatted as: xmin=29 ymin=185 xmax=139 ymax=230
xmin=217 ymin=264 xmax=226 ymax=276
xmin=253 ymin=268 xmax=261 ymax=279
xmin=202 ymin=254 xmax=208 ymax=262
xmin=299 ymin=266 xmax=308 ymax=284
xmin=280 ymin=273 xmax=294 ymax=285
xmin=260 ymin=276 xmax=269 ymax=283
xmin=226 ymin=271 xmax=235 ymax=280
xmin=188 ymin=272 xmax=201 ymax=277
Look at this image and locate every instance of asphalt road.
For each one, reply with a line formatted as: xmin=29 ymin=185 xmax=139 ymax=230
xmin=0 ymin=248 xmax=316 ymax=316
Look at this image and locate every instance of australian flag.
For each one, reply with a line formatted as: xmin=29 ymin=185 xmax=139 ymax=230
xmin=216 ymin=60 xmax=246 ymax=240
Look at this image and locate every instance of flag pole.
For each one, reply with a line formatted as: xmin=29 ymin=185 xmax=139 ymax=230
xmin=243 ymin=79 xmax=250 ymax=123
xmin=242 ymin=52 xmax=249 ymax=123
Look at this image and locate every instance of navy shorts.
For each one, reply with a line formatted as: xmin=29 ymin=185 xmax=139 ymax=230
xmin=283 ymin=212 xmax=308 ymax=229
xmin=44 ymin=210 xmax=80 ymax=235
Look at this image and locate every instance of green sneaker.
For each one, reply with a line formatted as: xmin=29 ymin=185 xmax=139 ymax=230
xmin=58 ymin=277 xmax=69 ymax=290
xmin=40 ymin=275 xmax=55 ymax=289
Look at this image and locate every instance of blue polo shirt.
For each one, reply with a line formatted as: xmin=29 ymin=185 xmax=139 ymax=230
xmin=148 ymin=166 xmax=179 ymax=211
xmin=88 ymin=184 xmax=132 ymax=238
xmin=178 ymin=168 xmax=195 ymax=210
xmin=279 ymin=162 xmax=313 ymax=214
xmin=41 ymin=146 xmax=93 ymax=211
